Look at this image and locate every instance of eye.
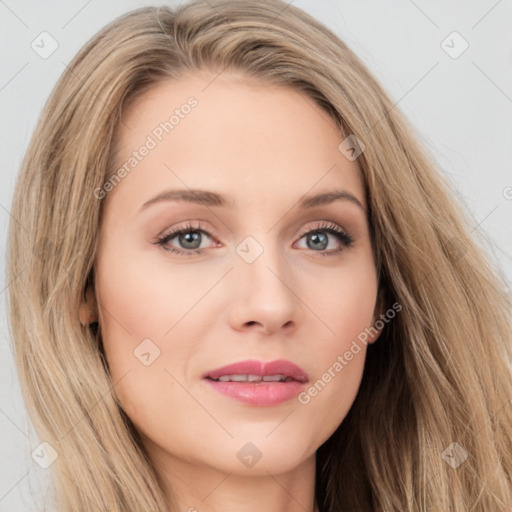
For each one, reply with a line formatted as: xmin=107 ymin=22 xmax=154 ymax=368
xmin=154 ymin=221 xmax=215 ymax=256
xmin=153 ymin=220 xmax=354 ymax=257
xmin=294 ymin=221 xmax=354 ymax=257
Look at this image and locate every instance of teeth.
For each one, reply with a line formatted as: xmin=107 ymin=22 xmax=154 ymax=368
xmin=216 ymin=374 xmax=290 ymax=382
xmin=262 ymin=374 xmax=287 ymax=382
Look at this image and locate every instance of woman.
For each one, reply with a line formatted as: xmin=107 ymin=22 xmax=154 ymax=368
xmin=7 ymin=0 xmax=512 ymax=510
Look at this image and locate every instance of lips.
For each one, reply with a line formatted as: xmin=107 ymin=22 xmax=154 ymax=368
xmin=202 ymin=359 xmax=309 ymax=406
xmin=203 ymin=359 xmax=309 ymax=383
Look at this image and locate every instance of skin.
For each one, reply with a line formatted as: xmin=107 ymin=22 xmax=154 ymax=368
xmin=82 ymin=70 xmax=382 ymax=512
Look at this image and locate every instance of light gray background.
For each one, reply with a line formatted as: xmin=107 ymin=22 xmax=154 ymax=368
xmin=1 ymin=1 xmax=511 ymax=510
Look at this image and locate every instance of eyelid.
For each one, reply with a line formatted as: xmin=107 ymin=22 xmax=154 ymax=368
xmin=155 ymin=220 xmax=216 ymax=246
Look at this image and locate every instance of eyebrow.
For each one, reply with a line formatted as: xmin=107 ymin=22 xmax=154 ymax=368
xmin=140 ymin=188 xmax=366 ymax=212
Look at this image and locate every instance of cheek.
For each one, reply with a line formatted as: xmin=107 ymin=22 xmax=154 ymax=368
xmin=314 ymin=253 xmax=378 ymax=345
xmin=95 ymin=239 xmax=221 ymax=342
xmin=93 ymin=247 xmax=210 ymax=435
xmin=296 ymin=258 xmax=377 ymax=430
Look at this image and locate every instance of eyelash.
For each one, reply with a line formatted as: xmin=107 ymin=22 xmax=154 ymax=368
xmin=153 ymin=221 xmax=354 ymax=257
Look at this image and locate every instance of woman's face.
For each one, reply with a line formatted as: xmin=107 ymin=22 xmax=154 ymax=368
xmin=92 ymin=71 xmax=381 ymax=480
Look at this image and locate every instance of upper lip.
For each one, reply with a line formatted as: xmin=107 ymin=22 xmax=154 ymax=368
xmin=203 ymin=359 xmax=309 ymax=383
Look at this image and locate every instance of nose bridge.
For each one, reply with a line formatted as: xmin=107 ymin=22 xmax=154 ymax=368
xmin=229 ymin=231 xmax=299 ymax=333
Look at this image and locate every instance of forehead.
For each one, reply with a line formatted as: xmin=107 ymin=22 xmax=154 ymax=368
xmin=105 ymin=71 xmax=366 ymax=213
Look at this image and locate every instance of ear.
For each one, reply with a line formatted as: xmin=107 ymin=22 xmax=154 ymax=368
xmin=79 ymin=285 xmax=99 ymax=326
xmin=367 ymin=293 xmax=385 ymax=345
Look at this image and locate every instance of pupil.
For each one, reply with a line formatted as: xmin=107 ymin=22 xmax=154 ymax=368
xmin=309 ymin=232 xmax=327 ymax=250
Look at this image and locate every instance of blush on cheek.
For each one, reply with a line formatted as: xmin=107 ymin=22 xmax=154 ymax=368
xmin=330 ymin=296 xmax=378 ymax=347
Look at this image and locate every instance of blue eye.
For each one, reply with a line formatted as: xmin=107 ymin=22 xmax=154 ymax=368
xmin=296 ymin=222 xmax=354 ymax=256
xmin=154 ymin=221 xmax=354 ymax=257
xmin=154 ymin=221 xmax=212 ymax=256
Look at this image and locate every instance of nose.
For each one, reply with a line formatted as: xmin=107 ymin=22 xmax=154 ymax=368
xmin=228 ymin=244 xmax=300 ymax=336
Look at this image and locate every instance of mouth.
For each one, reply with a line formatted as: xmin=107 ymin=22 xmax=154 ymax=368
xmin=202 ymin=359 xmax=308 ymax=406
xmin=205 ymin=374 xmax=300 ymax=383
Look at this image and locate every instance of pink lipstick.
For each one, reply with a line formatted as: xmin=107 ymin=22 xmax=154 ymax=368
xmin=202 ymin=359 xmax=308 ymax=406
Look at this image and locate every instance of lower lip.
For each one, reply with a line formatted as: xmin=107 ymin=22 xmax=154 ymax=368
xmin=203 ymin=378 xmax=307 ymax=406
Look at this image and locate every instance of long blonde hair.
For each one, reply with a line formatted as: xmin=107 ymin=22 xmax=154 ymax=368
xmin=7 ymin=1 xmax=512 ymax=510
